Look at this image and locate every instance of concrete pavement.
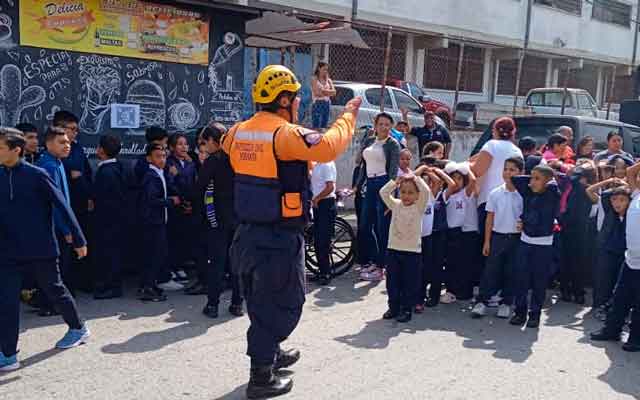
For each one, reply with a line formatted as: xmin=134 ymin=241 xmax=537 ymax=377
xmin=1 ymin=271 xmax=638 ymax=400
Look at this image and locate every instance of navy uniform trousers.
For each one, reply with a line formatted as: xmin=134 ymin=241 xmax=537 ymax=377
xmin=0 ymin=259 xmax=83 ymax=356
xmin=206 ymin=226 xmax=242 ymax=307
xmin=231 ymin=224 xmax=305 ymax=367
xmin=602 ymin=263 xmax=640 ymax=343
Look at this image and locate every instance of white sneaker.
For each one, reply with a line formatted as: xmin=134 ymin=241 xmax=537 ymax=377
xmin=488 ymin=295 xmax=502 ymax=307
xmin=174 ymin=270 xmax=189 ymax=282
xmin=471 ymin=302 xmax=487 ymax=318
xmin=157 ymin=279 xmax=184 ymax=291
xmin=497 ymin=304 xmax=512 ymax=319
xmin=440 ymin=292 xmax=457 ymax=304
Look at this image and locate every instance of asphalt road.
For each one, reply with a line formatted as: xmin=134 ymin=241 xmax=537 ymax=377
xmin=1 ymin=271 xmax=638 ymax=400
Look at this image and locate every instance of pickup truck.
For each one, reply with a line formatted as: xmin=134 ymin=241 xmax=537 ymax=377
xmin=470 ymin=115 xmax=640 ymax=158
xmin=455 ymin=88 xmax=619 ymax=130
xmin=384 ymin=79 xmax=453 ymax=127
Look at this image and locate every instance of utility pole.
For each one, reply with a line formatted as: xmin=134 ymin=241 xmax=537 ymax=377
xmin=632 ymin=0 xmax=640 ymax=66
xmin=513 ymin=0 xmax=533 ymax=115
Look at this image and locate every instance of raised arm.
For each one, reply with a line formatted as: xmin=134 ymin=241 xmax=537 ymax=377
xmin=276 ymin=97 xmax=361 ymax=163
xmin=627 ymin=160 xmax=640 ymax=191
xmin=379 ymin=178 xmax=400 ymax=210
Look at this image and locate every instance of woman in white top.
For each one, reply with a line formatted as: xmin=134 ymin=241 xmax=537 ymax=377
xmin=358 ymin=113 xmax=401 ymax=281
xmin=470 ymin=116 xmax=523 ymax=248
xmin=311 ymin=62 xmax=336 ymax=130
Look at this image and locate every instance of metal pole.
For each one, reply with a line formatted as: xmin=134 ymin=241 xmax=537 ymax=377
xmin=380 ymin=26 xmax=393 ymax=112
xmin=453 ymin=43 xmax=465 ymax=112
xmin=632 ymin=0 xmax=640 ymax=66
xmin=607 ymin=66 xmax=617 ymax=120
xmin=561 ymin=60 xmax=570 ymax=115
xmin=513 ymin=0 xmax=533 ymax=115
xmin=351 ymin=0 xmax=358 ymax=21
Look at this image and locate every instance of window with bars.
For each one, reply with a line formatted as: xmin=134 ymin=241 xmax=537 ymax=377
xmin=497 ymin=56 xmax=548 ymax=96
xmin=329 ymin=29 xmax=406 ymax=83
xmin=424 ymin=44 xmax=484 ymax=92
xmin=534 ymin=0 xmax=582 ymax=15
xmin=592 ymin=0 xmax=632 ymax=27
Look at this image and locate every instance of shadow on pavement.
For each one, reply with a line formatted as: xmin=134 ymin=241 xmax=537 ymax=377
xmin=0 ymin=376 xmax=21 ymax=387
xmin=310 ymin=272 xmax=382 ymax=308
xmin=100 ymin=306 xmax=239 ymax=354
xmin=334 ymin=302 xmax=540 ymax=363
xmin=212 ymin=384 xmax=246 ymax=400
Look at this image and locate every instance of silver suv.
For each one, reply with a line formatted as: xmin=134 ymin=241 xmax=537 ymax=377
xmin=329 ymin=82 xmax=446 ymax=129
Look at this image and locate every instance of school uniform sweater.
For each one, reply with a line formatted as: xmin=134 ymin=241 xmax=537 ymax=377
xmin=93 ymin=159 xmax=127 ymax=227
xmin=0 ymin=160 xmax=86 ymax=263
xmin=37 ymin=151 xmax=72 ymax=237
xmin=194 ymin=151 xmax=235 ymax=229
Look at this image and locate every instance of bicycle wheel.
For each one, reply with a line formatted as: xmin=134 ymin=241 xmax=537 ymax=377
xmin=304 ymin=217 xmax=356 ymax=277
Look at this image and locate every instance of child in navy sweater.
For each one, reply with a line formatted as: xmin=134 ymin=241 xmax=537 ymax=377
xmin=586 ymin=178 xmax=630 ymax=319
xmin=92 ymin=135 xmax=126 ymax=299
xmin=0 ymin=128 xmax=89 ymax=371
xmin=139 ymin=144 xmax=180 ymax=302
xmin=510 ymin=165 xmax=561 ymax=328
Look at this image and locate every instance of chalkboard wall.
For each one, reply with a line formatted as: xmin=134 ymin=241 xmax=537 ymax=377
xmin=0 ymin=0 xmax=248 ymax=158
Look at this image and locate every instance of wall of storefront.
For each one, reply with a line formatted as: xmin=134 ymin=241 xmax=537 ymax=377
xmin=0 ymin=0 xmax=251 ymax=158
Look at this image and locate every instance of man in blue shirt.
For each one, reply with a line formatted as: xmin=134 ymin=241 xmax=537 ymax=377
xmin=37 ymin=127 xmax=76 ymax=312
xmin=402 ymin=109 xmax=452 ymax=158
xmin=0 ymin=128 xmax=89 ymax=372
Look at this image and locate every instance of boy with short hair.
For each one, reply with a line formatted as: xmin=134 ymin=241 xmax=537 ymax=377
xmin=0 ymin=128 xmax=89 ymax=371
xmin=472 ymin=156 xmax=524 ymax=319
xmin=138 ymin=144 xmax=180 ymax=302
xmin=37 ymin=127 xmax=75 ymax=312
xmin=15 ymin=123 xmax=40 ymax=164
xmin=311 ymin=160 xmax=337 ymax=285
xmin=92 ymin=134 xmax=126 ymax=299
xmin=591 ymin=161 xmax=640 ymax=352
xmin=509 ymin=165 xmax=561 ymax=328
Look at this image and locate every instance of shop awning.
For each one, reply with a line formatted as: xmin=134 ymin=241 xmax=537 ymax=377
xmin=244 ymin=11 xmax=369 ymax=49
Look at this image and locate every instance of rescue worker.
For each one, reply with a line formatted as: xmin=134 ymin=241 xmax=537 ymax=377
xmin=222 ymin=65 xmax=361 ymax=399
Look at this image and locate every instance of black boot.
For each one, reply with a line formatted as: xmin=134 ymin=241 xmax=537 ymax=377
xmin=590 ymin=328 xmax=621 ymax=342
xmin=202 ymin=303 xmax=219 ymax=319
xmin=246 ymin=365 xmax=293 ymax=399
xmin=622 ymin=339 xmax=640 ymax=352
xmin=228 ymin=304 xmax=244 ymax=317
xmin=274 ymin=348 xmax=300 ymax=370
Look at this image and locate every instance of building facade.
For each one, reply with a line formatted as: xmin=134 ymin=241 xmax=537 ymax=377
xmin=253 ymin=0 xmax=639 ymax=107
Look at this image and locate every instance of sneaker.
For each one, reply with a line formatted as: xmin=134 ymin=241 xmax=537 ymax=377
xmin=55 ymin=325 xmax=90 ymax=349
xmin=440 ymin=292 xmax=457 ymax=304
xmin=396 ymin=311 xmax=412 ymax=323
xmin=488 ymin=295 xmax=502 ymax=308
xmin=157 ymin=279 xmax=184 ymax=291
xmin=173 ymin=270 xmax=190 ymax=283
xmin=622 ymin=340 xmax=640 ymax=352
xmin=382 ymin=309 xmax=398 ymax=320
xmin=471 ymin=302 xmax=487 ymax=318
xmin=228 ymin=304 xmax=244 ymax=317
xmin=414 ymin=304 xmax=425 ymax=314
xmin=139 ymin=287 xmax=167 ymax=302
xmin=360 ymin=269 xmax=384 ymax=281
xmin=497 ymin=304 xmax=512 ymax=319
xmin=0 ymin=352 xmax=19 ymax=372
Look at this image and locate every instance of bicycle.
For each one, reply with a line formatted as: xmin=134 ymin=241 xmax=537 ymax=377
xmin=304 ymin=189 xmax=357 ymax=277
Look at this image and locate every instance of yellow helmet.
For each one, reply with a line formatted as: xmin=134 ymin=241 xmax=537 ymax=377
xmin=252 ymin=65 xmax=301 ymax=104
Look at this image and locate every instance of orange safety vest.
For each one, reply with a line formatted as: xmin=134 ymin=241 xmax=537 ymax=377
xmin=225 ymin=112 xmax=310 ymax=228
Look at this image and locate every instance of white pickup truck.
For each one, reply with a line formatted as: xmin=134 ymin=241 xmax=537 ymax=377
xmin=454 ymin=88 xmax=619 ymax=130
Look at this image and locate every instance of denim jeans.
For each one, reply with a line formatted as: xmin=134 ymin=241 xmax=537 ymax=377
xmin=359 ymin=175 xmax=390 ymax=266
xmin=312 ymin=100 xmax=331 ymax=129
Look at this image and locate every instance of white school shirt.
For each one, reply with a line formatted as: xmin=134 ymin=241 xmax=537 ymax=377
xmin=149 ymin=164 xmax=168 ymax=223
xmin=363 ymin=139 xmax=387 ymax=177
xmin=485 ymin=184 xmax=523 ymax=234
xmin=445 ymin=190 xmax=467 ymax=229
xmin=625 ymin=189 xmax=640 ymax=270
xmin=421 ymin=196 xmax=436 ymax=237
xmin=477 ymin=139 xmax=523 ymax=205
xmin=311 ymin=162 xmax=337 ymax=199
xmin=462 ymin=193 xmax=479 ymax=232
